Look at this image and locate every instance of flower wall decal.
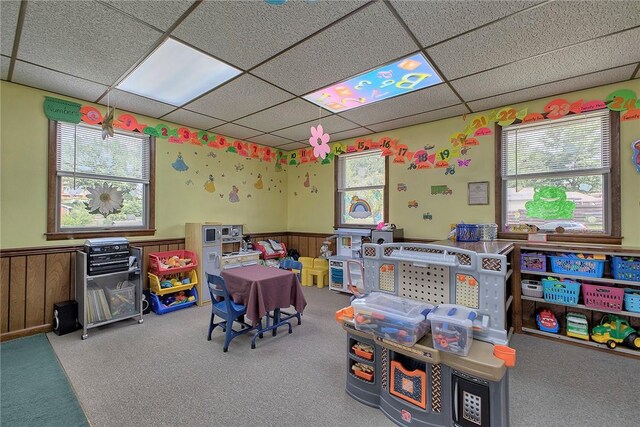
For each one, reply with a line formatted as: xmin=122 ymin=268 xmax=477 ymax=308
xmin=309 ymin=124 xmax=330 ymax=159
xmin=85 ymin=183 xmax=124 ymax=217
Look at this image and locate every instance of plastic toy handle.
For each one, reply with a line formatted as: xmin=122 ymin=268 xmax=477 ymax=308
xmin=335 ymin=306 xmax=354 ymax=324
xmin=493 ymin=345 xmax=516 ymax=367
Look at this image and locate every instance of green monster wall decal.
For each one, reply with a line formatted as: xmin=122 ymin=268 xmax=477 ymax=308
xmin=525 ymin=186 xmax=575 ymax=219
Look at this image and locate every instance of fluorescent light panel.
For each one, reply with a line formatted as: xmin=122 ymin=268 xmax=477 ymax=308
xmin=303 ymin=53 xmax=442 ymax=113
xmin=117 ymin=38 xmax=241 ymax=106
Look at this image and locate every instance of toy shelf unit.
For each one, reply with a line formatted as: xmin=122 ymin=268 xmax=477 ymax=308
xmin=148 ymin=250 xmax=199 ymax=315
xmin=75 ymin=244 xmax=143 ymax=340
xmin=517 ymin=244 xmax=640 ymax=358
xmin=220 ymin=250 xmax=261 ymax=269
xmin=329 ymin=228 xmax=371 ymax=293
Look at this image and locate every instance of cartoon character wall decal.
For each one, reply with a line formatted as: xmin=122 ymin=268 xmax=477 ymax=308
xmin=229 ymin=186 xmax=240 ymax=203
xmin=204 ymin=175 xmax=215 ymax=193
xmin=303 ymin=172 xmax=310 ymax=188
xmin=171 ymin=152 xmax=189 ymax=171
xmin=255 ymin=174 xmax=264 ymax=189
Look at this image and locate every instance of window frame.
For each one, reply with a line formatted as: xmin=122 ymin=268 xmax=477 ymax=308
xmin=334 ymin=150 xmax=389 ymax=229
xmin=495 ymin=111 xmax=621 ymax=244
xmin=46 ymin=120 xmax=156 ymax=240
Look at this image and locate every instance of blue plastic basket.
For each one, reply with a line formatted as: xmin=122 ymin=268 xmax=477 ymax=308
xmin=612 ymin=256 xmax=640 ymax=282
xmin=624 ymin=289 xmax=640 ymax=313
xmin=542 ymin=278 xmax=581 ymax=305
xmin=150 ymin=287 xmax=198 ymax=315
xmin=456 ymin=224 xmax=480 ymax=242
xmin=549 ymin=256 xmax=606 ymax=278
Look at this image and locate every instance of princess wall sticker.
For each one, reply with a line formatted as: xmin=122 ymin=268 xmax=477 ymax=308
xmin=171 ymin=152 xmax=189 ymax=172
xmin=229 ymin=185 xmax=240 ymax=203
xmin=204 ymin=175 xmax=216 ymax=193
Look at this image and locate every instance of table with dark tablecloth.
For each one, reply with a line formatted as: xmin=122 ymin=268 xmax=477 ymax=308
xmin=221 ymin=265 xmax=307 ymax=325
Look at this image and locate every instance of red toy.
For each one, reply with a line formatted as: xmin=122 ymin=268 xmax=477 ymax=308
xmin=536 ymin=309 xmax=559 ymax=333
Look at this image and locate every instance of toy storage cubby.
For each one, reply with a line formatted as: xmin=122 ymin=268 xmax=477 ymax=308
xmin=516 ymin=244 xmax=640 ymax=358
xmin=148 ymin=250 xmax=199 ymax=315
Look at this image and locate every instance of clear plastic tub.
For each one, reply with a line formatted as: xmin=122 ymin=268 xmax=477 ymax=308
xmin=351 ymin=292 xmax=433 ymax=347
xmin=427 ymin=304 xmax=477 ymax=356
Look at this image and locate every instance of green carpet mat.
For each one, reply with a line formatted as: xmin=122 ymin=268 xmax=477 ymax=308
xmin=1 ymin=334 xmax=89 ymax=427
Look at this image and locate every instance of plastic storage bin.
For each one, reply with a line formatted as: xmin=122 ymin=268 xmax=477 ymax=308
xmin=148 ymin=250 xmax=198 ymax=275
xmin=520 ymin=253 xmax=546 ymax=272
xmin=150 ymin=287 xmax=198 ymax=315
xmin=478 ymin=224 xmax=498 ymax=241
xmin=456 ymin=224 xmax=480 ymax=242
xmin=624 ymin=288 xmax=640 ymax=313
xmin=581 ymin=284 xmax=624 ymax=311
xmin=427 ymin=304 xmax=477 ymax=356
xmin=542 ymin=278 xmax=581 ymax=305
xmin=104 ymin=284 xmax=137 ymax=317
xmin=521 ymin=280 xmax=543 ymax=298
xmin=351 ymin=292 xmax=433 ymax=347
xmin=611 ymin=256 xmax=640 ymax=282
xmin=549 ymin=255 xmax=605 ymax=278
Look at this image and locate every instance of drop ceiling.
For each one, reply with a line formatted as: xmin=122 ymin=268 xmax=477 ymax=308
xmin=2 ymin=0 xmax=638 ymax=150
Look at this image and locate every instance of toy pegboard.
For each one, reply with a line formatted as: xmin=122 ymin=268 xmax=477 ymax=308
xmin=455 ymin=274 xmax=479 ymax=309
xmin=398 ymin=262 xmax=449 ymax=304
xmin=379 ymin=264 xmax=395 ymax=292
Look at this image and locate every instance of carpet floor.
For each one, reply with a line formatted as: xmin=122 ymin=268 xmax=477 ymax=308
xmin=47 ymin=286 xmax=637 ymax=427
xmin=1 ymin=334 xmax=89 ymax=427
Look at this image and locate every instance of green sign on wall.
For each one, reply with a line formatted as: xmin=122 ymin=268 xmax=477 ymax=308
xmin=43 ymin=96 xmax=81 ymax=123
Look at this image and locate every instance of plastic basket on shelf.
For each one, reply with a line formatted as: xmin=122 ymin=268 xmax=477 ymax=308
xmin=549 ymin=256 xmax=605 ymax=278
xmin=542 ymin=278 xmax=581 ymax=305
xmin=148 ymin=270 xmax=197 ymax=296
xmin=149 ymin=250 xmax=197 ymax=275
xmin=478 ymin=224 xmax=498 ymax=241
xmin=581 ymin=284 xmax=624 ymax=312
xmin=624 ymin=289 xmax=640 ymax=313
xmin=456 ymin=224 xmax=480 ymax=242
xmin=150 ymin=287 xmax=198 ymax=315
xmin=521 ymin=280 xmax=543 ymax=298
xmin=520 ymin=253 xmax=547 ymax=272
xmin=611 ymin=256 xmax=640 ymax=281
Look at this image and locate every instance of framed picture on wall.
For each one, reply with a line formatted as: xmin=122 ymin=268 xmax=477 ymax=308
xmin=468 ymin=181 xmax=489 ymax=205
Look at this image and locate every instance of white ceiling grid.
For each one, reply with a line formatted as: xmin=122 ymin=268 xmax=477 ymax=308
xmin=1 ymin=0 xmax=638 ymax=149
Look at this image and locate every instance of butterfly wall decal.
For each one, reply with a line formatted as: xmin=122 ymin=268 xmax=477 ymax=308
xmin=457 ymin=159 xmax=471 ymax=167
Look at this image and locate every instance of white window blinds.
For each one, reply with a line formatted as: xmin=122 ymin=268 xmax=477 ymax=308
xmin=501 ymin=110 xmax=611 ymax=179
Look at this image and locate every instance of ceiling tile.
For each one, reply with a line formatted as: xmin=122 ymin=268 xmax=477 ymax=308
xmin=18 ymin=1 xmax=161 ymax=85
xmin=12 ymin=60 xmax=108 ymax=101
xmin=235 ymin=99 xmax=330 ymax=133
xmin=391 ymin=0 xmax=540 ymax=48
xmin=184 ymin=74 xmax=293 ymax=121
xmin=1 ymin=56 xmax=10 ymax=80
xmin=324 ymin=127 xmax=372 ymax=143
xmin=172 ymin=0 xmax=367 ymax=70
xmin=162 ymin=109 xmax=224 ymax=130
xmin=428 ymin=1 xmax=640 ymax=80
xmin=467 ymin=65 xmax=637 ymax=112
xmin=252 ymin=1 xmax=418 ymax=95
xmin=102 ymin=89 xmax=175 ymax=118
xmin=102 ymin=0 xmax=195 ymax=31
xmin=278 ymin=142 xmax=307 ymax=151
xmin=1 ymin=0 xmax=20 ymax=55
xmin=367 ymin=104 xmax=469 ymax=133
xmin=247 ymin=134 xmax=294 ymax=147
xmin=451 ymin=28 xmax=640 ymax=101
xmin=339 ymin=84 xmax=460 ymax=126
xmin=209 ymin=123 xmax=262 ymax=140
xmin=272 ymin=115 xmax=357 ymax=141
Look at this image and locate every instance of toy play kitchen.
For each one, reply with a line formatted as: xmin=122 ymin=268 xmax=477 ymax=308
xmin=329 ymin=228 xmax=371 ymax=293
xmin=335 ymin=242 xmax=515 ymax=426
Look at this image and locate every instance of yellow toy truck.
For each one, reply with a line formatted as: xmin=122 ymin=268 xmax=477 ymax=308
xmin=590 ymin=315 xmax=640 ymax=350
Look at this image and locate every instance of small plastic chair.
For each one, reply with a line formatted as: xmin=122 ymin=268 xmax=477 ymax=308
xmin=289 ymin=260 xmax=303 ymax=281
xmin=207 ymin=274 xmax=263 ymax=352
xmin=279 ymin=258 xmax=293 ymax=270
xmin=308 ymin=258 xmax=329 ymax=288
xmin=298 ymin=257 xmax=314 ymax=286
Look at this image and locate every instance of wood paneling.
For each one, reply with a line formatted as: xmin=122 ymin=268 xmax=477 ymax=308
xmin=1 ymin=258 xmax=9 ymax=333
xmin=44 ymin=253 xmax=70 ymax=326
xmin=25 ymin=255 xmax=45 ymax=328
xmin=9 ymin=257 xmax=26 ymax=331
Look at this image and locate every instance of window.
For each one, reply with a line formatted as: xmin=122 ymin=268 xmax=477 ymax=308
xmin=47 ymin=121 xmax=155 ymax=239
xmin=335 ymin=150 xmax=388 ymax=227
xmin=498 ymin=110 xmax=620 ymax=238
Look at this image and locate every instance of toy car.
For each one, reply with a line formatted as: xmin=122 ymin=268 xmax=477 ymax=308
xmin=408 ymin=200 xmax=418 ymax=208
xmin=536 ymin=309 xmax=559 ymax=333
xmin=590 ymin=315 xmax=640 ymax=350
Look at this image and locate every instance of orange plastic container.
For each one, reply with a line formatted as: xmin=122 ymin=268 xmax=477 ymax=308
xmin=352 ymin=346 xmax=374 ymax=360
xmin=493 ymin=345 xmax=516 ymax=367
xmin=354 ymin=369 xmax=373 ymax=382
xmin=335 ymin=306 xmax=354 ymax=324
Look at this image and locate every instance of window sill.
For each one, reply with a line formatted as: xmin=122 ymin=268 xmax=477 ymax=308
xmin=498 ymin=232 xmax=622 ymax=245
xmin=46 ymin=229 xmax=156 ymax=241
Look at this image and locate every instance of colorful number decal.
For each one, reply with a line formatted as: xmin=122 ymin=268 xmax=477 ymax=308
xmin=332 ymin=143 xmax=346 ymax=155
xmin=438 ymin=149 xmax=450 ymax=161
xmin=394 ymin=144 xmax=408 ymax=163
xmin=544 ymin=99 xmax=571 ymax=120
xmin=471 ymin=115 xmax=488 ymax=129
xmin=80 ymin=106 xmax=102 ymax=125
xmin=197 ymin=130 xmax=210 ymax=144
xmin=497 ymin=107 xmax=518 ymax=125
xmin=250 ymin=143 xmax=260 ymax=158
xmin=606 ymin=89 xmax=638 ymax=111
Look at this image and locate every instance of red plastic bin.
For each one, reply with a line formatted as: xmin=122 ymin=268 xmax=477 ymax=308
xmin=149 ymin=250 xmax=198 ymax=274
xmin=581 ymin=284 xmax=624 ymax=312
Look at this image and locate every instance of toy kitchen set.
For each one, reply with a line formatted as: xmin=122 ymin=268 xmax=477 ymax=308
xmin=329 ymin=228 xmax=403 ymax=294
xmin=335 ymin=241 xmax=516 ymax=427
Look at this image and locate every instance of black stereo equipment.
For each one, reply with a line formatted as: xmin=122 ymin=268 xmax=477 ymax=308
xmin=53 ymin=301 xmax=79 ymax=336
xmin=84 ymin=238 xmax=130 ymax=276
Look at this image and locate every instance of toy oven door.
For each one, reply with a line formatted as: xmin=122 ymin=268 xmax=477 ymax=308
xmin=452 ymin=373 xmax=490 ymax=427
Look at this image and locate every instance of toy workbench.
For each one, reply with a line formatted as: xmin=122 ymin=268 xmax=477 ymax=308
xmin=337 ymin=242 xmax=514 ymax=427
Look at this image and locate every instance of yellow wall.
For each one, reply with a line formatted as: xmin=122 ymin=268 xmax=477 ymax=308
xmin=0 ymin=81 xmax=288 ymax=249
xmin=287 ymin=80 xmax=640 ymax=247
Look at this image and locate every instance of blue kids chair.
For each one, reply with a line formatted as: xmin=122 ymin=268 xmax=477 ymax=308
xmin=207 ymin=273 xmax=263 ymax=352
